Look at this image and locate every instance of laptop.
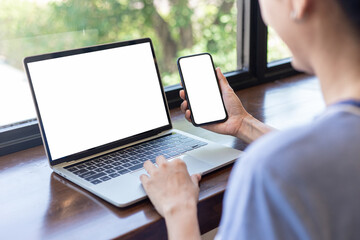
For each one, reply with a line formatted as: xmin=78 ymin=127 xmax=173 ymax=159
xmin=24 ymin=38 xmax=243 ymax=207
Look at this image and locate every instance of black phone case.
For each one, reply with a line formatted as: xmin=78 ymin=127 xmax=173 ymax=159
xmin=177 ymin=53 xmax=228 ymax=127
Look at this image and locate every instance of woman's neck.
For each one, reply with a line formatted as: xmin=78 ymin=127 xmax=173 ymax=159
xmin=312 ymin=30 xmax=360 ymax=106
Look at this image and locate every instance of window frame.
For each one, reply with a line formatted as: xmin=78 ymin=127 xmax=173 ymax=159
xmin=0 ymin=0 xmax=299 ymax=156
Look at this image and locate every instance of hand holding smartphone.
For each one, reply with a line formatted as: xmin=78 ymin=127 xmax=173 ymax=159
xmin=177 ymin=53 xmax=228 ymax=126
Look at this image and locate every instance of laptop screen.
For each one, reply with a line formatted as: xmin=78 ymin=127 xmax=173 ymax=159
xmin=25 ymin=39 xmax=171 ymax=163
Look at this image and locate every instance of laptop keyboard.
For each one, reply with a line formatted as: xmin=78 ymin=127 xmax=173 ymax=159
xmin=64 ymin=133 xmax=207 ymax=185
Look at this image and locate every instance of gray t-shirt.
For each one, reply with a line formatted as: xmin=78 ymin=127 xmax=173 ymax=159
xmin=217 ymin=104 xmax=360 ymax=240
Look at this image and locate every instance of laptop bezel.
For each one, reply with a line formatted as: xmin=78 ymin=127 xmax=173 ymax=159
xmin=24 ymin=38 xmax=173 ymax=166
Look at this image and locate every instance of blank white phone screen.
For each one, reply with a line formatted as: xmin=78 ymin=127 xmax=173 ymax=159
xmin=179 ymin=54 xmax=226 ymax=125
xmin=27 ymin=42 xmax=169 ymax=161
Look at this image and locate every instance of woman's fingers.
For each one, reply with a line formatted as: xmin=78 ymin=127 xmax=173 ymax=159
xmin=179 ymin=90 xmax=191 ymax=122
xmin=191 ymin=174 xmax=201 ymax=186
xmin=216 ymin=67 xmax=232 ymax=92
xmin=185 ymin=109 xmax=191 ymax=122
xmin=140 ymin=174 xmax=149 ymax=185
xmin=179 ymin=89 xmax=185 ymax=100
xmin=216 ymin=67 xmax=227 ymax=84
xmin=180 ymin=100 xmax=188 ymax=113
xmin=143 ymin=160 xmax=157 ymax=175
xmin=156 ymin=155 xmax=167 ymax=166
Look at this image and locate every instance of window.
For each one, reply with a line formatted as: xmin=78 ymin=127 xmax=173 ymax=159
xmin=0 ymin=0 xmax=296 ymax=156
xmin=267 ymin=27 xmax=292 ymax=63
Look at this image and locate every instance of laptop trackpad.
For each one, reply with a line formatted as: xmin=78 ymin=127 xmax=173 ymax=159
xmin=178 ymin=155 xmax=212 ymax=176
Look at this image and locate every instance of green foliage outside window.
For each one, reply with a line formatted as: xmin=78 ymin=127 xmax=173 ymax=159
xmin=0 ymin=0 xmax=237 ymax=86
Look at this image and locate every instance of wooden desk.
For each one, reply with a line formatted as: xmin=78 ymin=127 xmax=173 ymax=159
xmin=0 ymin=74 xmax=324 ymax=239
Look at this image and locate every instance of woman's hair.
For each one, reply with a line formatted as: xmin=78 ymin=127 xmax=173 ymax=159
xmin=336 ymin=0 xmax=360 ymax=33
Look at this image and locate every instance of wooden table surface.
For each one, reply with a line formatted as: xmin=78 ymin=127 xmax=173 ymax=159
xmin=0 ymin=74 xmax=325 ymax=239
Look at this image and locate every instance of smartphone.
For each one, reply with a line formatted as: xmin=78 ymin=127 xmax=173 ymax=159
xmin=177 ymin=53 xmax=228 ymax=126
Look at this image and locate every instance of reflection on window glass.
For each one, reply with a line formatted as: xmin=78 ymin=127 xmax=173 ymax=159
xmin=0 ymin=0 xmax=237 ymax=127
xmin=267 ymin=27 xmax=292 ymax=63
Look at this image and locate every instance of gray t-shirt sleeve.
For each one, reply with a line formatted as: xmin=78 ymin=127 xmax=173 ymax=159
xmin=216 ymin=111 xmax=360 ymax=240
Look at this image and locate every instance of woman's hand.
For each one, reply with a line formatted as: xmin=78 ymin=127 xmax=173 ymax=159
xmin=180 ymin=67 xmax=252 ymax=137
xmin=140 ymin=156 xmax=201 ymax=240
xmin=140 ymin=156 xmax=201 ymax=217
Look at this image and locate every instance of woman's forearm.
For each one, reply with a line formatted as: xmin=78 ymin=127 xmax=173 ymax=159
xmin=164 ymin=202 xmax=201 ymax=240
xmin=236 ymin=115 xmax=275 ymax=143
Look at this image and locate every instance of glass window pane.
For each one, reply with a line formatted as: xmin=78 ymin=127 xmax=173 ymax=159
xmin=267 ymin=27 xmax=292 ymax=63
xmin=0 ymin=0 xmax=239 ymax=128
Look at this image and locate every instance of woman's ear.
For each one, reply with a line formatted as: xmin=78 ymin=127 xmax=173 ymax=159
xmin=290 ymin=0 xmax=312 ymax=21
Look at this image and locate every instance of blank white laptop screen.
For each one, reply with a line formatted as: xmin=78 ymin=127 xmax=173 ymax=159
xmin=27 ymin=42 xmax=169 ymax=161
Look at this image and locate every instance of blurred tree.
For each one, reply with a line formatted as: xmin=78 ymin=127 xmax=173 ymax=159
xmin=0 ymin=0 xmax=237 ymax=86
xmin=52 ymin=0 xmax=236 ymax=73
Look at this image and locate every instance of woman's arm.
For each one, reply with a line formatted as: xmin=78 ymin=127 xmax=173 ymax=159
xmin=235 ymin=115 xmax=275 ymax=143
xmin=140 ymin=156 xmax=201 ymax=240
xmin=180 ymin=67 xmax=274 ymax=144
xmin=164 ymin=202 xmax=200 ymax=240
